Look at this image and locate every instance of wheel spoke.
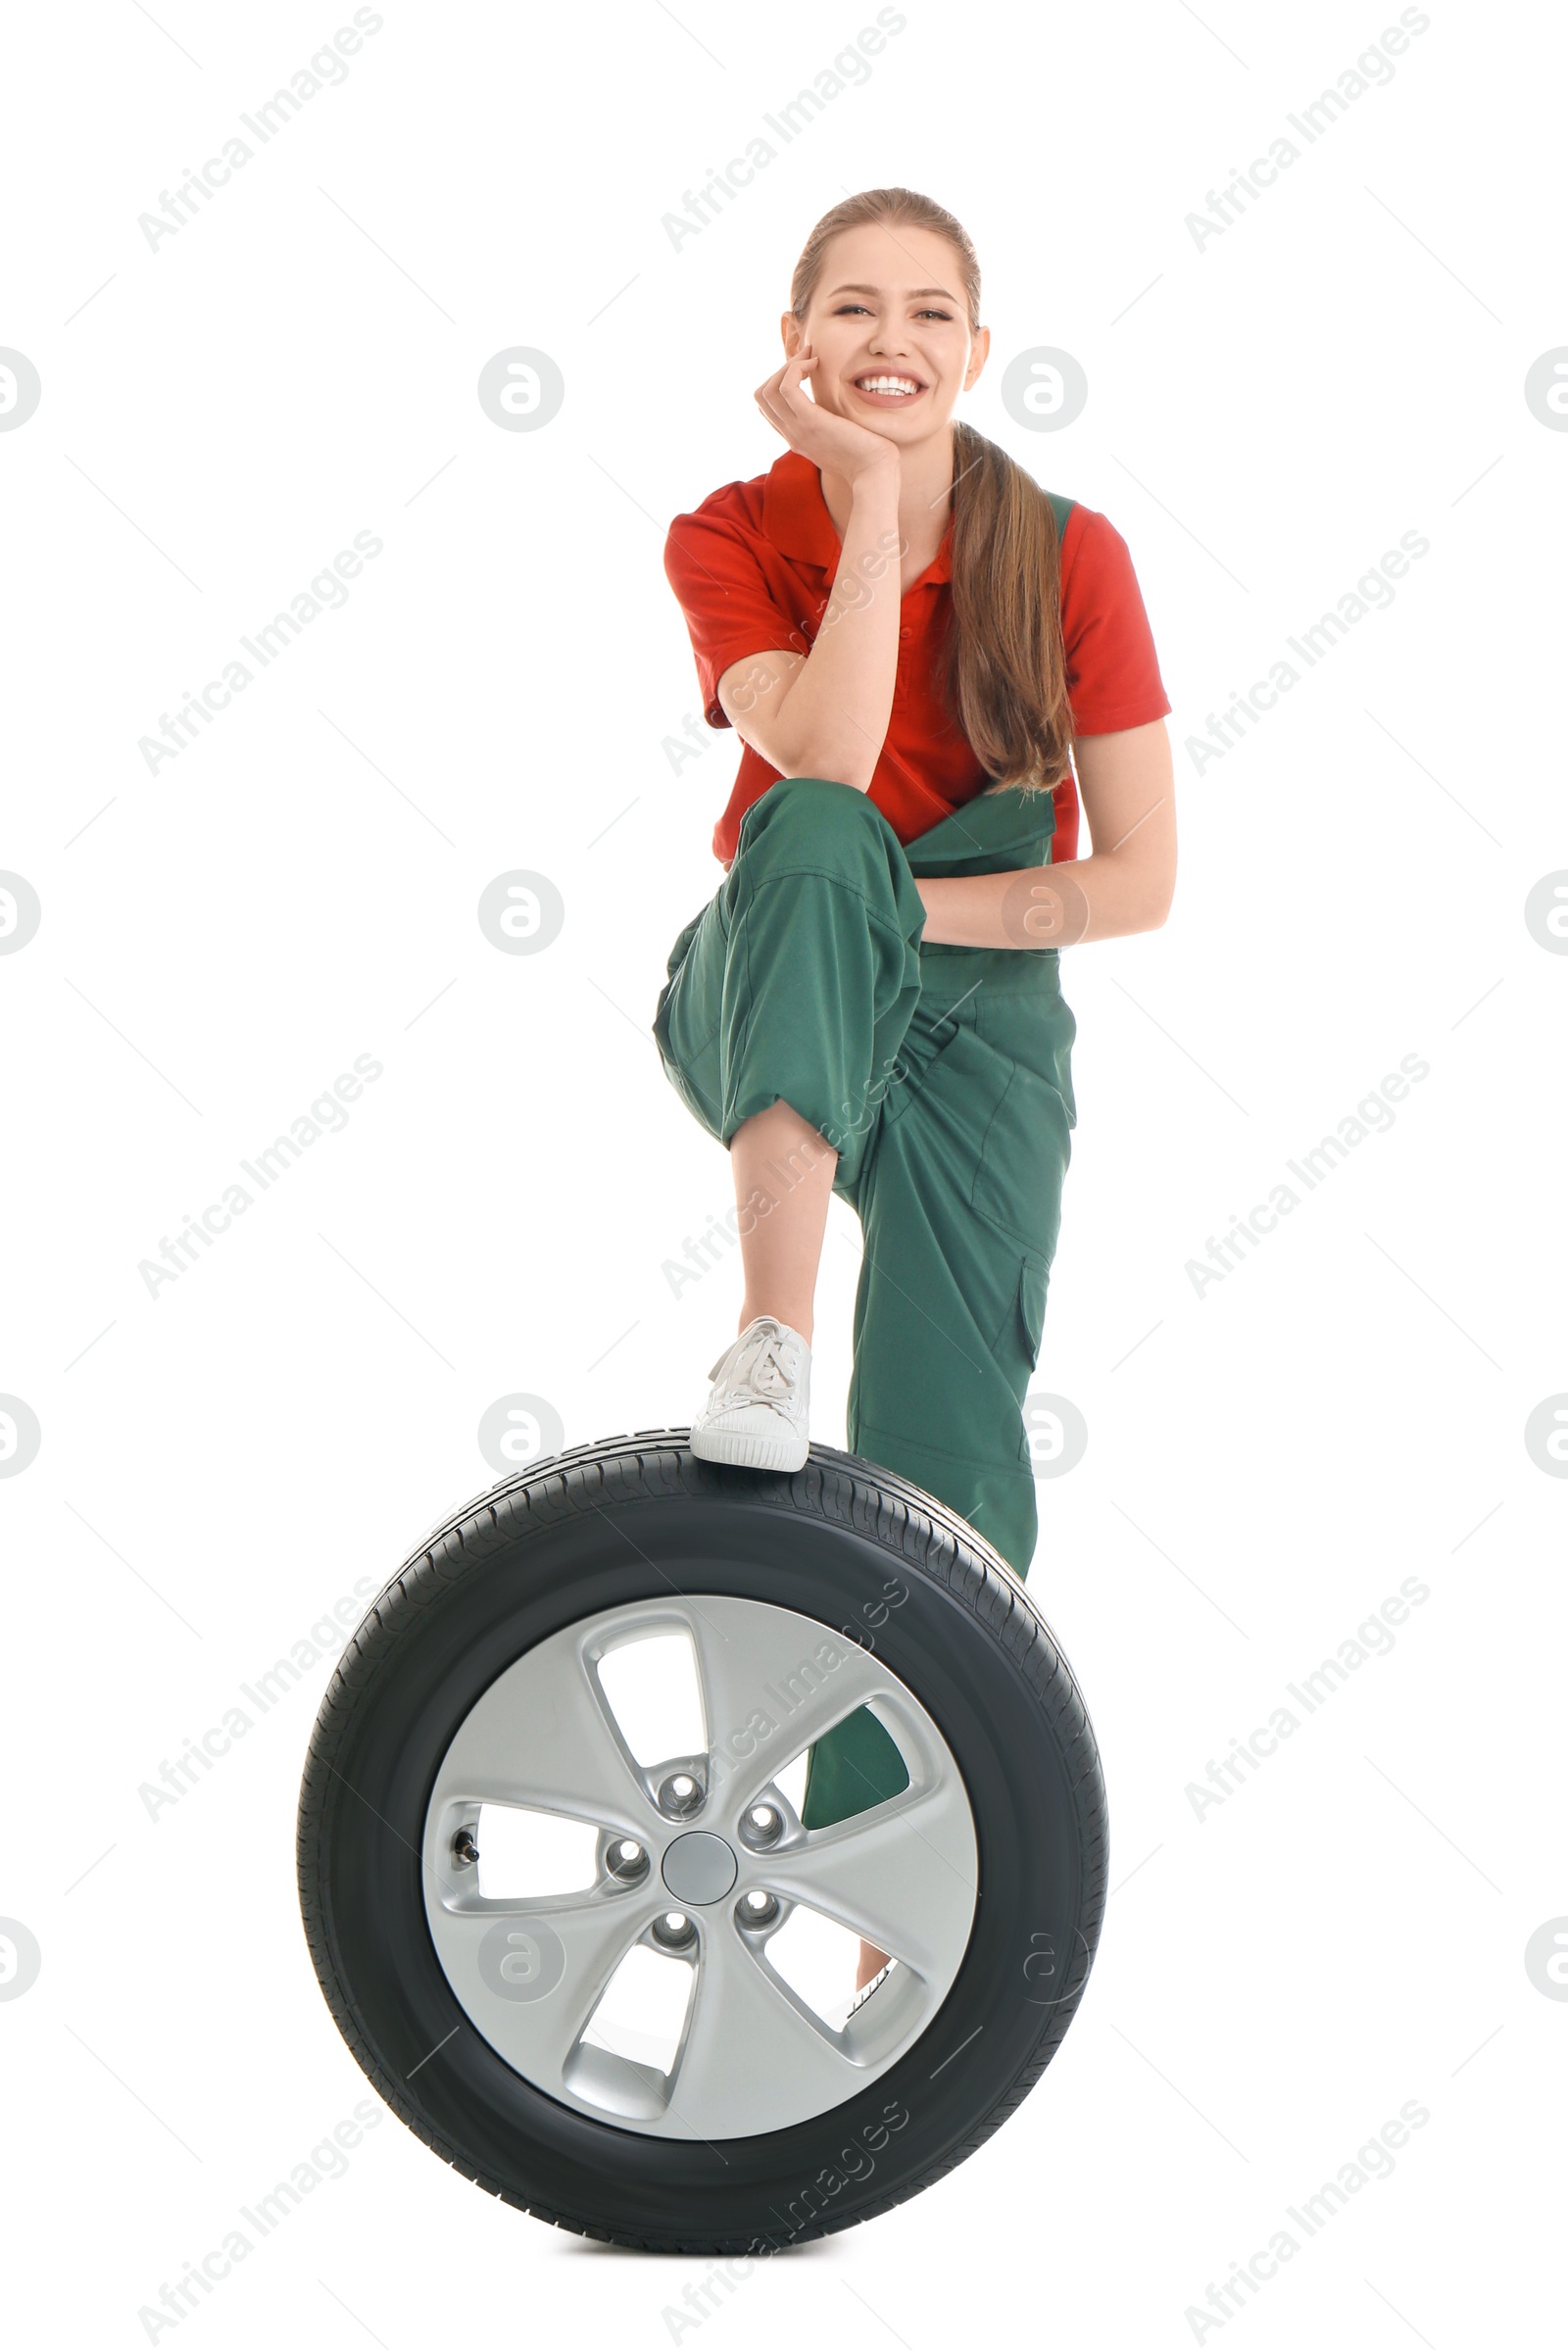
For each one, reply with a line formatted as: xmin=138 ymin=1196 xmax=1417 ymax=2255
xmin=670 ymin=1916 xmax=859 ymax=2136
xmin=763 ymin=1771 xmax=977 ymax=1978
xmin=433 ymin=1637 xmax=656 ymax=1835
xmin=684 ymin=1595 xmax=889 ymax=1808
xmin=430 ymin=1887 xmax=662 ymax=2092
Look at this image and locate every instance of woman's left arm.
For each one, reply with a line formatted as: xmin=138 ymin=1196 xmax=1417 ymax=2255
xmin=913 ymin=719 xmax=1177 ymax=950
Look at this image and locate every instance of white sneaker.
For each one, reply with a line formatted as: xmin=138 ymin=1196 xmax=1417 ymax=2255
xmin=689 ymin=1314 xmax=811 ymax=1472
xmin=847 ymin=1961 xmax=894 ymax=2019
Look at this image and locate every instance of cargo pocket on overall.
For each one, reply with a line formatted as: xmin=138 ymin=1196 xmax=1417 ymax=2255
xmin=970 ymin=1058 xmax=1073 ymax=1270
xmin=877 ymin=1004 xmax=1013 ymax=1146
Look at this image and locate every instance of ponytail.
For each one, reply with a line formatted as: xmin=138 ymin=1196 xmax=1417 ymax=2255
xmin=945 ymin=416 xmax=1073 ymax=792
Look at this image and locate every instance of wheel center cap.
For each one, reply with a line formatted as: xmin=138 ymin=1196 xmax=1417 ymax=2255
xmin=661 ymin=1831 xmax=738 ymax=1905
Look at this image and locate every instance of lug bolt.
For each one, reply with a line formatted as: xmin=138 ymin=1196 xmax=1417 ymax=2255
xmin=606 ymin=1837 xmax=649 ymax=1883
xmin=740 ymin=1802 xmax=783 ymax=1850
xmin=658 ymin=1771 xmax=704 ymax=1819
xmin=737 ymin=1888 xmax=780 ymax=1929
xmin=653 ymin=1910 xmax=698 ymax=1951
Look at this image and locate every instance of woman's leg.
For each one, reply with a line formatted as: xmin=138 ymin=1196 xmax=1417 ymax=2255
xmin=728 ymin=1098 xmax=837 ymax=1345
xmin=847 ymin=984 xmax=1075 ymax=1580
xmin=653 ymin=777 xmax=928 ymax=1348
xmin=728 ymin=1104 xmax=900 ymax=1997
xmin=653 ymin=780 xmax=929 ymax=1990
xmin=810 ymin=977 xmax=1076 ymax=1991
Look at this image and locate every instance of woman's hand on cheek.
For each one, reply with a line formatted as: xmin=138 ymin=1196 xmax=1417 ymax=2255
xmin=754 ymin=352 xmax=899 ymax=486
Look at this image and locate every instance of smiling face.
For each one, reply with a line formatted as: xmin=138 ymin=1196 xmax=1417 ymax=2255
xmin=782 ymin=219 xmax=990 ymax=447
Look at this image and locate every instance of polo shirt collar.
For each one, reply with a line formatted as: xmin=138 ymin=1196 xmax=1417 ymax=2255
xmin=761 ymin=450 xmax=953 ymax=583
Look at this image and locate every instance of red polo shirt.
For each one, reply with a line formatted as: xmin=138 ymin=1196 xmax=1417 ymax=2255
xmin=664 ymin=450 xmax=1171 ymax=870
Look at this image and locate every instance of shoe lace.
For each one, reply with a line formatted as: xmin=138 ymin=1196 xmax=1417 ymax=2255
xmin=708 ymin=1318 xmax=802 ymax=1414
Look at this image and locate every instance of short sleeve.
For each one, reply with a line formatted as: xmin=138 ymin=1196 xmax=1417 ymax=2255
xmin=664 ymin=499 xmax=809 ymax=730
xmin=1059 ymin=508 xmax=1172 ymax=735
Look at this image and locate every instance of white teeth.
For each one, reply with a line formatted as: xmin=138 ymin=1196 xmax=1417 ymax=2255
xmin=858 ymin=375 xmax=919 ymax=395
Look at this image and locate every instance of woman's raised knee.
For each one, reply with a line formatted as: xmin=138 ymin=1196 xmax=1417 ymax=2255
xmin=738 ymin=775 xmax=896 ymax=871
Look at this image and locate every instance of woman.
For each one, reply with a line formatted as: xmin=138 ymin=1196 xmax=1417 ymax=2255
xmin=653 ymin=187 xmax=1175 ymax=1991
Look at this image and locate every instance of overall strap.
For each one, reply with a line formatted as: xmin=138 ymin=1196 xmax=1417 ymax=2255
xmin=903 ymin=783 xmax=1057 ymax=878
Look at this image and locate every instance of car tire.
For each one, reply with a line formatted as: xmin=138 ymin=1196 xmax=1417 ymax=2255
xmin=295 ymin=1431 xmax=1107 ymax=2253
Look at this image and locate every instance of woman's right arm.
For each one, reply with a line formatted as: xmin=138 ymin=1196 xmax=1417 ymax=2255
xmin=716 ymin=354 xmax=903 ymax=793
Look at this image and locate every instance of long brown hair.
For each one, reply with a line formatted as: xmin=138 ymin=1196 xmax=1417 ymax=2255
xmin=789 ymin=187 xmax=1074 ymax=796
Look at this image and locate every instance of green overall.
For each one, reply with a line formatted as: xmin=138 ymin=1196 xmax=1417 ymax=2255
xmin=651 ymin=775 xmax=1076 ymax=1828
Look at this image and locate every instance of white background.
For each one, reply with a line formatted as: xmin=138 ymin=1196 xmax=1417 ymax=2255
xmin=2 ymin=0 xmax=1564 ymax=2340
